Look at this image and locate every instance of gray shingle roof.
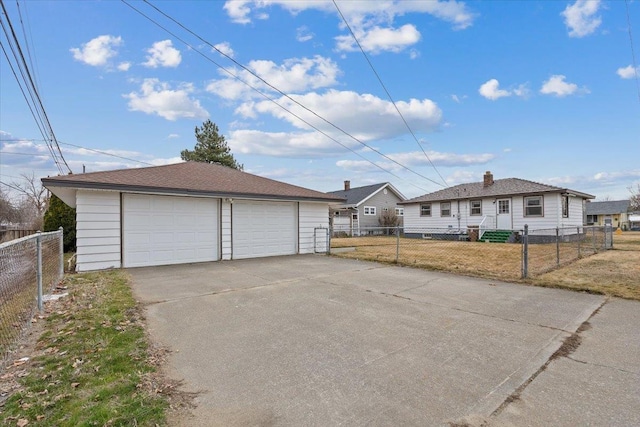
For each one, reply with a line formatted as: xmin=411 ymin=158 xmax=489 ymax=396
xmin=585 ymin=200 xmax=630 ymax=215
xmin=42 ymin=162 xmax=344 ymax=202
xmin=328 ymin=183 xmax=392 ymax=205
xmin=399 ymin=177 xmax=594 ymax=204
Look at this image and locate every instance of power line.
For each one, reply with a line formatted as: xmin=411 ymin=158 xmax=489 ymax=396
xmin=332 ymin=0 xmax=448 ymax=188
xmin=121 ymin=0 xmax=429 ymax=192
xmin=124 ymin=0 xmax=445 ymax=190
xmin=0 ymin=0 xmax=71 ymax=174
xmin=624 ymin=0 xmax=640 ymax=104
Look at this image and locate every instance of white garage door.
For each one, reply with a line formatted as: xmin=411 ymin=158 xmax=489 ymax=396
xmin=232 ymin=201 xmax=296 ymax=259
xmin=123 ymin=194 xmax=219 ymax=268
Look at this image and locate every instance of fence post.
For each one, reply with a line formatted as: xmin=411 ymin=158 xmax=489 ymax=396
xmin=577 ymin=227 xmax=581 ymax=258
xmin=58 ymin=226 xmax=64 ymax=279
xmin=36 ymin=231 xmax=43 ymax=312
xmin=522 ymin=225 xmax=528 ymax=279
xmin=556 ymin=227 xmax=560 ymax=266
xmin=592 ymin=226 xmax=596 ymax=253
xmin=395 ymin=225 xmax=400 ymax=263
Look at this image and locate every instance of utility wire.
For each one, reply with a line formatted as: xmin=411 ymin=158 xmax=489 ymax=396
xmin=15 ymin=0 xmax=39 ymax=93
xmin=625 ymin=0 xmax=640 ymax=104
xmin=122 ymin=0 xmax=428 ymax=192
xmin=126 ymin=0 xmax=445 ymax=190
xmin=332 ymin=0 xmax=448 ymax=188
xmin=0 ymin=0 xmax=71 ymax=174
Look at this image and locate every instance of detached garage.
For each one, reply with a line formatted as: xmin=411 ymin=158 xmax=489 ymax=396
xmin=42 ymin=162 xmax=343 ymax=272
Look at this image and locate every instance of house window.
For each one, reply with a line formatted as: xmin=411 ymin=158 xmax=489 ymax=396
xmin=441 ymin=202 xmax=451 ymax=217
xmin=363 ymin=206 xmax=376 ymax=215
xmin=498 ymin=200 xmax=510 ymax=214
xmin=395 ymin=207 xmax=404 ymax=216
xmin=470 ymin=200 xmax=482 ymax=216
xmin=562 ymin=195 xmax=569 ymax=218
xmin=420 ymin=203 xmax=432 ymax=216
xmin=586 ymin=214 xmax=597 ymax=225
xmin=524 ymin=196 xmax=543 ymax=217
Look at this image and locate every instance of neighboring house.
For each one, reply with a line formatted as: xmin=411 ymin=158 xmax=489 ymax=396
xmin=327 ymin=181 xmax=406 ymax=235
xmin=399 ymin=171 xmax=594 ymax=240
xmin=585 ymin=200 xmax=631 ymax=230
xmin=42 ymin=162 xmax=343 ymax=272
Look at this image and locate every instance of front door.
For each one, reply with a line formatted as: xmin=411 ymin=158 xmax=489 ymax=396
xmin=496 ymin=198 xmax=512 ymax=230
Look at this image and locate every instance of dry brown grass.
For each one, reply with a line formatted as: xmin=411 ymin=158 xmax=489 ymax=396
xmin=331 ymin=232 xmax=640 ymax=300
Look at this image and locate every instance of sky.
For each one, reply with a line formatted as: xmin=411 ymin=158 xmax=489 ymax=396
xmin=1 ymin=0 xmax=639 ymax=202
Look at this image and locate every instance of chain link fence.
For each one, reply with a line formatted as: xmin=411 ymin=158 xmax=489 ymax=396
xmin=0 ymin=229 xmax=64 ymax=367
xmin=329 ymin=225 xmax=612 ymax=281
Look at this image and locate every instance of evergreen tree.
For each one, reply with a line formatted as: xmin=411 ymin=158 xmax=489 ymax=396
xmin=180 ymin=120 xmax=243 ymax=170
xmin=43 ymin=194 xmax=76 ymax=252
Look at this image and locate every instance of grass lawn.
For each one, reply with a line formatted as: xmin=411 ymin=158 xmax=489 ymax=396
xmin=331 ymin=231 xmax=640 ymax=300
xmin=0 ymin=270 xmax=171 ymax=426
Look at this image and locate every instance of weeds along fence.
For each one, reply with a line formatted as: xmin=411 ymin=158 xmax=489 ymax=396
xmin=329 ymin=225 xmax=613 ymax=281
xmin=0 ymin=229 xmax=64 ymax=367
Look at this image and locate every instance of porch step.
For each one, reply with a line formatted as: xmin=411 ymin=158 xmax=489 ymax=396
xmin=479 ymin=230 xmax=513 ymax=243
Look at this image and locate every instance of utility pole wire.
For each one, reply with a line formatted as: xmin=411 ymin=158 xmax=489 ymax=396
xmin=625 ymin=0 xmax=640 ymax=104
xmin=130 ymin=0 xmax=445 ymax=189
xmin=332 ymin=0 xmax=449 ymax=188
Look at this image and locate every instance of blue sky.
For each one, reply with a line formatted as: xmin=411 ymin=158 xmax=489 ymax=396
xmin=1 ymin=0 xmax=639 ymax=201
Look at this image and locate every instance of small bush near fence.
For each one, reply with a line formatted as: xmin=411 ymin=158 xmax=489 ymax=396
xmin=0 ymin=230 xmax=63 ymax=367
xmin=330 ymin=226 xmax=612 ymax=281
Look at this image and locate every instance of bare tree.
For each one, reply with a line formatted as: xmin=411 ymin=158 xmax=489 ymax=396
xmin=11 ymin=173 xmax=49 ymax=228
xmin=0 ymin=189 xmax=19 ymax=224
xmin=630 ymin=183 xmax=640 ymax=212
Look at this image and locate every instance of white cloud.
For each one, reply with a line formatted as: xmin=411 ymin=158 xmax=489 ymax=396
xmin=617 ymin=65 xmax=640 ymax=79
xmin=117 ymin=62 xmax=131 ymax=71
xmin=296 ymin=26 xmax=314 ymax=42
xmin=206 ymin=55 xmax=341 ymax=100
xmin=540 ymin=75 xmax=589 ymax=97
xmin=214 ymin=42 xmax=235 ymax=58
xmin=479 ymin=79 xmax=511 ymax=100
xmin=223 ymin=1 xmax=474 ymax=54
xmin=124 ymin=78 xmax=209 ymax=121
xmin=561 ymin=0 xmax=602 ymax=38
xmin=167 ymin=133 xmax=180 ymax=139
xmin=238 ymin=90 xmax=442 ymax=142
xmin=228 ymin=130 xmax=347 ymax=157
xmin=335 ymin=24 xmax=421 ymax=54
xmin=70 ymin=35 xmax=122 ymax=67
xmin=336 ymin=149 xmax=495 ymax=173
xmin=143 ymin=40 xmax=181 ymax=68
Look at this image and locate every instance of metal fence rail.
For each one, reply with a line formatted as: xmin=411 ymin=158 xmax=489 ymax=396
xmin=329 ymin=225 xmax=612 ymax=281
xmin=0 ymin=229 xmax=64 ymax=367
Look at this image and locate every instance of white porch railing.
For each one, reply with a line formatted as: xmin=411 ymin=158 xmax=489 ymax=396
xmin=479 ymin=215 xmax=496 ymax=239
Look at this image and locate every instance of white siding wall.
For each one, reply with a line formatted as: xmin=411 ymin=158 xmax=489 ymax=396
xmin=76 ymin=190 xmax=121 ymax=272
xmin=564 ymin=196 xmax=585 ymax=228
xmin=299 ymin=202 xmax=329 ymax=254
xmin=513 ymin=194 xmax=560 ymax=230
xmin=221 ymin=200 xmax=232 ymax=260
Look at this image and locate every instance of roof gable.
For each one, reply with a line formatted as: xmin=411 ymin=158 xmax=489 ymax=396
xmin=400 ymin=177 xmax=594 ymax=204
xmin=585 ymin=200 xmax=630 ymax=215
xmin=328 ymin=182 xmax=405 ymax=206
xmin=42 ymin=162 xmax=344 ymax=202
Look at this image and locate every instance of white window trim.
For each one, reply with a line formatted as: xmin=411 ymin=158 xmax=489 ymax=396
xmin=524 ymin=195 xmax=544 ymax=217
xmin=363 ymin=206 xmax=376 ymax=215
xmin=470 ymin=200 xmax=482 ymax=216
xmin=441 ymin=202 xmax=451 ymax=217
xmin=420 ymin=203 xmax=432 ymax=217
xmin=395 ymin=207 xmax=404 ymax=216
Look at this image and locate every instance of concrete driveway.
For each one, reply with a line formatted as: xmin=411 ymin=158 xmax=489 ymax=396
xmin=128 ymin=255 xmax=640 ymax=426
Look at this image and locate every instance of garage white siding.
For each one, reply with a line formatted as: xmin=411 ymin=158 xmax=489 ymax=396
xmin=221 ymin=200 xmax=232 ymax=261
xmin=299 ymin=202 xmax=330 ymax=254
xmin=123 ymin=194 xmax=219 ymax=268
xmin=232 ymin=201 xmax=296 ymax=259
xmin=76 ymin=191 xmax=121 ymax=272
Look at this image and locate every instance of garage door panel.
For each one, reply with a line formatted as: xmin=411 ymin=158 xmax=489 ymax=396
xmin=124 ymin=194 xmax=219 ymax=268
xmin=232 ymin=201 xmax=296 ymax=259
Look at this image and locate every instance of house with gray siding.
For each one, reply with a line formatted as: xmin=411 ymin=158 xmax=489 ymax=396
xmin=328 ymin=181 xmax=405 ymax=235
xmin=399 ymin=171 xmax=594 ymax=241
xmin=585 ymin=200 xmax=631 ymax=230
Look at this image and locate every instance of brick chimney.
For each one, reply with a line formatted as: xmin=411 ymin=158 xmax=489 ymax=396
xmin=483 ymin=171 xmax=494 ymax=188
xmin=344 ymin=180 xmax=351 ymax=191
